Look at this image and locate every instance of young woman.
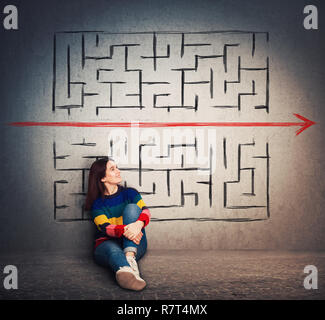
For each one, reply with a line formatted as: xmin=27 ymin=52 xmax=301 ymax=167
xmin=85 ymin=158 xmax=151 ymax=291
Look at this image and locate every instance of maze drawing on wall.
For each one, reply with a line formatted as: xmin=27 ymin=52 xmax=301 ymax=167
xmin=53 ymin=132 xmax=270 ymax=222
xmin=52 ymin=30 xmax=270 ymax=223
xmin=53 ymin=31 xmax=269 ymax=120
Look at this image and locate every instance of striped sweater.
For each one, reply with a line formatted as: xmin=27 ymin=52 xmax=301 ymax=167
xmin=91 ymin=185 xmax=151 ymax=248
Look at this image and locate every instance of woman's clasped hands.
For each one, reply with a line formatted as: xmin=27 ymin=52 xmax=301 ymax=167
xmin=123 ymin=220 xmax=144 ymax=245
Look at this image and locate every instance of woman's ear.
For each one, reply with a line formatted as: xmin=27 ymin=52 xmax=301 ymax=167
xmin=101 ymin=177 xmax=106 ymax=183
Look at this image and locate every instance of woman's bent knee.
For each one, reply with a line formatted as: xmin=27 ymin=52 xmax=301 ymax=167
xmin=124 ymin=203 xmax=141 ymax=212
xmin=123 ymin=204 xmax=141 ymax=220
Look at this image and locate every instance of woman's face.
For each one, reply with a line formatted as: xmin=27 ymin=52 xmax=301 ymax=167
xmin=101 ymin=160 xmax=122 ymax=185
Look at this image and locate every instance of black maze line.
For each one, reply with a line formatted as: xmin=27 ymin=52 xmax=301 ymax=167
xmin=52 ymin=34 xmax=56 ymax=112
xmin=67 ymin=45 xmax=70 ymax=98
xmin=57 ymin=31 xmax=268 ymax=35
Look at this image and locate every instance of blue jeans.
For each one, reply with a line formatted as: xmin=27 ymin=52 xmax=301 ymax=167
xmin=93 ymin=204 xmax=147 ymax=273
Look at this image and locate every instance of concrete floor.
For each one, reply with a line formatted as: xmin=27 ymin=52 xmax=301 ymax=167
xmin=0 ymin=250 xmax=324 ymax=300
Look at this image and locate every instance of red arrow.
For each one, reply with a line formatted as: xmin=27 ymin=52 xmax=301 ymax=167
xmin=8 ymin=113 xmax=315 ymax=136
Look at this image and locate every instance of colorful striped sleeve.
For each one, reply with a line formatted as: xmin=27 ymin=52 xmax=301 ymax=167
xmin=91 ymin=199 xmax=125 ymax=238
xmin=127 ymin=188 xmax=151 ymax=227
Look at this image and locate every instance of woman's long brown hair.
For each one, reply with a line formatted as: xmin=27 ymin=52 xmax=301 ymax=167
xmin=84 ymin=158 xmax=109 ymax=211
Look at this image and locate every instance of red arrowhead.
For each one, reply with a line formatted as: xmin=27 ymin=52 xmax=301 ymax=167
xmin=293 ymin=113 xmax=316 ymax=136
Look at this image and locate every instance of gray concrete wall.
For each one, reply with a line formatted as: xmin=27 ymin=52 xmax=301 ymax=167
xmin=0 ymin=0 xmax=324 ymax=254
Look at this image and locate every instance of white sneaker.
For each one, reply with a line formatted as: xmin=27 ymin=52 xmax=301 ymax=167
xmin=115 ymin=266 xmax=146 ymax=291
xmin=126 ymin=255 xmax=141 ymax=278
